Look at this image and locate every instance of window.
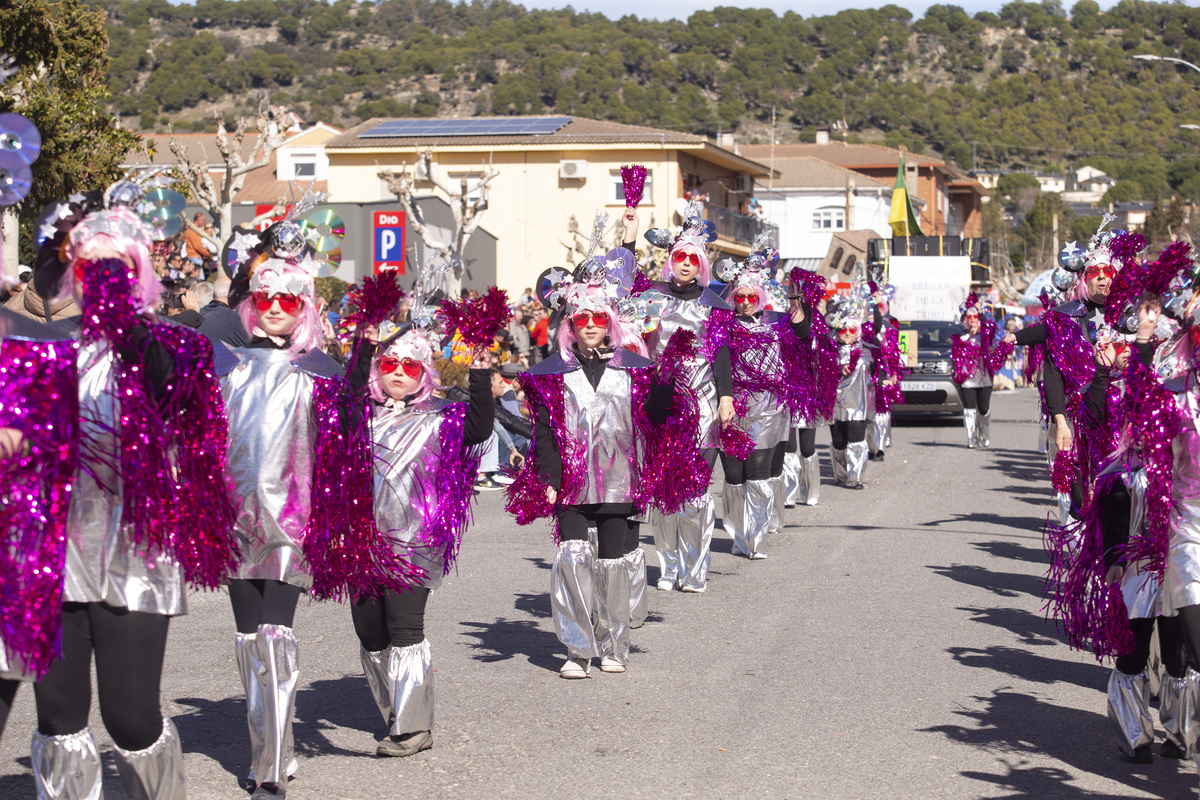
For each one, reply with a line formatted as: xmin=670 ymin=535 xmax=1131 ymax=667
xmin=812 ymin=208 xmax=844 ymax=231
xmin=294 ymin=160 xmax=316 ymax=178
xmin=449 ymin=173 xmax=486 ymax=203
xmin=610 ymin=170 xmax=652 ymax=204
xmin=841 ymin=255 xmax=857 ymax=276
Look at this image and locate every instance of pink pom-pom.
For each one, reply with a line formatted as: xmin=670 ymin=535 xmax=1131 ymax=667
xmin=441 ymin=286 xmax=512 ymax=347
xmin=346 ymin=271 xmax=404 ymax=330
xmin=621 ymin=165 xmax=647 ymax=209
xmin=720 ymin=424 xmax=756 ymax=460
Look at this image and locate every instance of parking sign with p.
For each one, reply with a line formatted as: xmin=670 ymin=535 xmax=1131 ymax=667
xmin=373 ymin=210 xmax=406 ymax=275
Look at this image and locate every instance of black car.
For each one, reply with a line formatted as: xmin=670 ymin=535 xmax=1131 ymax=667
xmin=893 ymin=320 xmax=964 ymax=414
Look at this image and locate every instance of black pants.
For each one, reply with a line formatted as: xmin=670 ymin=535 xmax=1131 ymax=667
xmin=623 ymin=520 xmax=641 ymax=555
xmin=352 ymin=588 xmax=432 ymax=651
xmin=769 ymin=442 xmax=786 ymax=478
xmin=557 ymin=506 xmax=633 ymax=560
xmin=1117 ymin=615 xmax=1188 ymax=678
xmin=959 ymin=386 xmax=992 ymax=415
xmin=0 ymin=677 xmax=19 ymax=741
xmin=33 ymin=602 xmax=169 ymax=751
xmin=722 ymin=447 xmax=775 ymax=486
xmin=1169 ymin=605 xmax=1200 ymax=676
xmin=787 ymin=427 xmax=817 ymax=459
xmin=229 ymin=578 xmax=304 ymax=634
xmin=830 ymin=420 xmax=868 ymax=450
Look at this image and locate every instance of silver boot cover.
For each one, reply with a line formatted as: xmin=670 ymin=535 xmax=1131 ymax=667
xmin=31 ymin=726 xmax=103 ymax=800
xmin=844 ymin=441 xmax=869 ymax=487
xmin=551 ymin=539 xmax=598 ymax=660
xmin=744 ymin=479 xmax=773 ymax=557
xmin=626 ymin=547 xmax=648 ymax=628
xmin=963 ymin=408 xmax=978 ymax=449
xmin=1160 ymin=671 xmax=1198 ymax=757
xmin=1107 ymin=669 xmax=1153 ymax=756
xmin=112 ymin=716 xmax=187 ymax=800
xmin=799 ymin=453 xmax=821 ymax=506
xmin=677 ymin=493 xmax=714 ymax=591
xmin=723 ymin=483 xmax=747 ymax=556
xmin=782 ymin=452 xmax=801 ymax=506
xmin=768 ymin=475 xmax=784 ymax=535
xmin=360 ymin=646 xmax=393 ymax=728
xmin=594 ymin=557 xmax=632 ymax=664
xmin=829 ymin=447 xmax=848 ymax=486
xmin=1055 ymin=491 xmax=1073 ymax=525
xmin=251 ymin=623 xmax=300 ymax=785
xmin=978 ymin=412 xmax=992 ymax=448
xmin=390 ymin=641 xmax=434 ymax=736
xmin=870 ymin=412 xmax=891 ymax=453
xmin=650 ymin=508 xmax=680 ymax=587
xmin=1147 ymin=623 xmax=1163 ymax=701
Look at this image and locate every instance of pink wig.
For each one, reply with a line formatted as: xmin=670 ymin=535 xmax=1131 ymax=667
xmin=58 ymin=232 xmax=163 ymax=312
xmin=663 ymin=242 xmax=711 ymax=287
xmin=731 ymin=277 xmax=768 ymax=315
xmin=367 ymin=354 xmax=443 ymax=404
xmin=555 ymin=304 xmax=629 ymax=357
xmin=237 ymin=294 xmax=325 ymax=356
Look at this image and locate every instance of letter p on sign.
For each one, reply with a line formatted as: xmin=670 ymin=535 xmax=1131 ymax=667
xmin=373 ymin=210 xmax=406 ymax=275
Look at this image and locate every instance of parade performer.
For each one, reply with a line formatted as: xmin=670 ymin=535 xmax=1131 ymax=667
xmin=506 ymin=247 xmax=706 ymax=676
xmin=2 ymin=188 xmax=238 ymax=800
xmin=624 ymin=204 xmax=734 ymax=593
xmin=712 ymin=245 xmax=811 ymax=559
xmin=826 ymin=289 xmax=874 ymax=489
xmin=868 ymin=285 xmax=906 ymax=460
xmin=347 ymin=270 xmax=499 ymax=758
xmin=951 ymin=296 xmax=1013 ymax=449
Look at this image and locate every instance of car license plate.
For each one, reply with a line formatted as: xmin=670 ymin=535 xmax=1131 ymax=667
xmin=901 ymin=381 xmax=936 ymax=392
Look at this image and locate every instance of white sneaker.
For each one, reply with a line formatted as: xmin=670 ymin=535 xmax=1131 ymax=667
xmin=599 ymin=657 xmax=626 ymax=673
xmin=656 ymin=579 xmax=675 ymax=591
xmin=680 ymin=584 xmax=705 ymax=593
xmin=493 ymin=473 xmax=515 ymax=486
xmin=559 ymin=658 xmax=589 ymax=679
xmin=749 ymin=552 xmax=768 ymax=560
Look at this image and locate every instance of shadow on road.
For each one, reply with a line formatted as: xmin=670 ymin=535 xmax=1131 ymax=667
xmin=457 ymin=618 xmax=562 ymax=672
xmin=922 ymin=688 xmax=1193 ymax=798
xmin=972 ymin=539 xmax=1048 ymax=564
xmin=959 ymin=605 xmax=1065 ymax=647
xmin=923 ymin=511 xmax=1046 ymax=534
xmin=929 ymin=563 xmax=1046 ymax=599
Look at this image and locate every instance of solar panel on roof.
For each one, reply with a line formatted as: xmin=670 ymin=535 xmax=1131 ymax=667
xmin=360 ymin=117 xmax=572 ymax=138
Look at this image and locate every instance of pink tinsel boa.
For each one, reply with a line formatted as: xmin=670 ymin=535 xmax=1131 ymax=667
xmin=441 ymin=286 xmax=512 ymax=347
xmin=621 ymin=165 xmax=647 ymax=209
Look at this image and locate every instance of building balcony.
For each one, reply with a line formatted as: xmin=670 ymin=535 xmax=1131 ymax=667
xmin=704 ymin=204 xmax=779 ymax=247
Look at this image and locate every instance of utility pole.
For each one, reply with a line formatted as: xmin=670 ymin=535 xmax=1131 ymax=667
xmin=769 ymin=105 xmax=776 ymax=190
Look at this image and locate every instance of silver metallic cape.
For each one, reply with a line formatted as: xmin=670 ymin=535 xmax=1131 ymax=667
xmin=222 ymin=348 xmax=316 ymax=587
xmin=958 ymin=332 xmax=994 ymax=388
xmin=562 ymin=360 xmax=641 ymax=505
xmin=647 ymin=289 xmax=723 ymax=448
xmin=834 ymin=343 xmax=875 ymax=421
xmin=371 ymin=399 xmax=456 ymax=590
xmin=734 ymin=314 xmax=790 ymax=448
xmin=1164 ymin=389 xmax=1200 ymax=616
xmin=65 ymin=340 xmax=185 ymax=614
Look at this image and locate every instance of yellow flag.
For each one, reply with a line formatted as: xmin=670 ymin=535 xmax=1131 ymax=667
xmin=889 ymin=156 xmax=923 ymax=237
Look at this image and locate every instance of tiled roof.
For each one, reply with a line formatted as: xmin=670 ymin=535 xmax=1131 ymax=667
xmin=126 ymin=132 xmax=264 ymax=167
xmin=325 ymin=116 xmax=710 ymax=149
xmin=740 ymin=142 xmax=945 ymax=169
xmin=234 ymin=150 xmax=328 ymax=204
xmin=756 ymin=156 xmax=890 ymax=191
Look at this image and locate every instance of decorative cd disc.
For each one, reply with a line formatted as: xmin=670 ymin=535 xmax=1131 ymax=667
xmin=312 ymin=247 xmax=341 ymax=277
xmin=300 ymin=208 xmax=345 ymax=252
xmin=147 ymin=215 xmax=184 ymax=241
xmin=0 ymin=150 xmax=32 ymax=206
xmin=141 ymin=187 xmax=186 ymax=222
xmin=0 ymin=113 xmax=41 ymax=164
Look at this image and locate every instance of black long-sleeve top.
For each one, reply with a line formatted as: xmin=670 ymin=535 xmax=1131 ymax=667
xmin=1015 ymin=299 xmax=1106 ymax=418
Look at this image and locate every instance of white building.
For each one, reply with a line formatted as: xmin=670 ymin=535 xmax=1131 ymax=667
xmin=1064 ymin=165 xmax=1117 ymax=204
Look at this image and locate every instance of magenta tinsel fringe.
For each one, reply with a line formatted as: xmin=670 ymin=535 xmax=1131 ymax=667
xmin=950 ymin=318 xmax=1011 ymax=385
xmin=873 ymin=326 xmax=908 ymax=413
xmin=633 ymin=330 xmax=710 ymax=513
xmin=1105 ymin=240 xmax=1193 ymax=327
xmin=631 ymin=271 xmax=653 ymax=295
xmin=305 ymin=377 xmax=423 ymax=599
xmin=504 ymin=372 xmax=588 ymax=543
xmin=1042 ymin=310 xmax=1095 ymax=397
xmin=1023 ymin=342 xmax=1044 ymax=385
xmin=847 ymin=347 xmax=861 ymax=377
xmin=621 ymin=164 xmax=647 ymax=209
xmin=80 ymin=258 xmax=239 ymax=591
xmin=703 ymin=307 xmax=735 ymax=362
xmin=1042 ymin=472 xmax=1136 ymax=661
xmin=345 ymin=271 xmax=404 ymax=330
xmin=440 ymin=286 xmax=512 ymax=347
xmin=1050 ymin=441 xmax=1080 ymax=494
xmin=720 ymin=424 xmax=756 ymax=460
xmin=0 ymin=338 xmax=78 ymax=676
xmin=1109 ymin=230 xmax=1148 ymax=264
xmin=424 ymin=402 xmax=485 ymax=575
xmin=1120 ymin=357 xmax=1183 ymax=575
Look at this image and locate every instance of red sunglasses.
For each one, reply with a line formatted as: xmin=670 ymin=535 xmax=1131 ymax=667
xmin=572 ymin=311 xmax=609 ymax=329
xmin=734 ymin=290 xmax=759 ymax=304
xmin=839 ymin=326 xmax=860 ymax=336
xmin=1084 ymin=264 xmax=1117 ymax=280
xmin=672 ymin=250 xmax=701 ymax=266
xmin=253 ymin=291 xmax=302 ymax=315
xmin=379 ymin=355 xmax=424 ymax=379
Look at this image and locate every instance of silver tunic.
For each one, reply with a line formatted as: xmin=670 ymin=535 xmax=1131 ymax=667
xmin=647 ymin=289 xmax=723 ymax=449
xmin=735 ymin=314 xmax=790 ymax=449
xmin=221 ymin=348 xmax=316 ymax=588
xmin=958 ymin=332 xmax=994 ymax=389
xmin=1164 ymin=387 xmax=1200 ymax=616
xmin=563 ymin=360 xmax=640 ymax=505
xmin=834 ymin=344 xmax=875 ymax=422
xmin=371 ymin=399 xmax=452 ymax=591
xmin=64 ymin=340 xmax=185 ymax=614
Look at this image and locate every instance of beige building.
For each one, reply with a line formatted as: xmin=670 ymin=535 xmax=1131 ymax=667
xmin=323 ymin=116 xmax=775 ymax=293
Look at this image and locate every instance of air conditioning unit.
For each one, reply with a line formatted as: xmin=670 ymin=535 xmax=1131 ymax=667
xmin=559 ymin=159 xmax=588 ymax=179
xmin=736 ymin=175 xmax=752 ymax=192
xmin=414 ymin=159 xmax=435 ymax=181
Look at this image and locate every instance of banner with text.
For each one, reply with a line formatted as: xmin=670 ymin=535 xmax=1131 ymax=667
xmin=889 ymin=255 xmax=971 ymax=322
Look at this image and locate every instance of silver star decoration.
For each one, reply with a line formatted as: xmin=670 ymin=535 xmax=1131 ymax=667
xmin=230 ymin=230 xmax=260 ymax=261
xmin=1061 ymin=241 xmax=1081 ymax=260
xmin=547 ymin=268 xmax=567 ymax=284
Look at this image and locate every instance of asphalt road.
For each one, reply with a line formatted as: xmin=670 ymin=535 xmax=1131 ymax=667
xmin=2 ymin=388 xmax=1196 ymax=799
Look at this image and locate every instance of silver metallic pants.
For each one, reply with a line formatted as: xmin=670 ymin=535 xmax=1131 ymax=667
xmin=626 ymin=548 xmax=647 ymax=628
xmin=963 ymin=408 xmax=978 ymax=449
xmin=552 ymin=540 xmax=598 ymax=660
xmin=768 ymin=475 xmax=785 ymax=535
xmin=744 ymin=479 xmax=772 ymax=557
xmin=1160 ymin=670 xmax=1199 ymax=758
xmin=977 ymin=412 xmax=991 ymax=448
xmin=31 ymin=726 xmax=103 ymax=800
xmin=782 ymin=452 xmax=801 ymax=506
xmin=112 ymin=716 xmax=187 ymax=800
xmin=595 ymin=557 xmax=632 ymax=664
xmin=653 ymin=495 xmax=714 ymax=591
xmin=360 ymin=640 xmax=434 ymax=737
xmin=236 ymin=624 xmax=300 ymax=784
xmin=870 ymin=411 xmax=891 ymax=452
xmin=1107 ymin=668 xmax=1153 ymax=756
xmin=724 ymin=482 xmax=746 ymax=555
xmin=831 ymin=443 xmax=868 ymax=487
xmin=799 ymin=453 xmax=820 ymax=505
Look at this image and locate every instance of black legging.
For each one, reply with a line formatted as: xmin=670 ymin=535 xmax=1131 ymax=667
xmin=830 ymin=420 xmax=868 ymax=450
xmin=0 ymin=677 xmax=19 ymax=741
xmin=1170 ymin=605 xmax=1200 ymax=676
xmin=229 ymin=579 xmax=304 ymax=634
xmin=557 ymin=507 xmax=631 ymax=560
xmin=959 ymin=386 xmax=993 ymax=415
xmin=787 ymin=427 xmax=817 ymax=459
xmin=721 ymin=447 xmax=775 ymax=486
xmin=769 ymin=442 xmax=786 ymax=478
xmin=352 ymin=588 xmax=431 ymax=651
xmin=33 ymin=602 xmax=169 ymax=751
xmin=623 ymin=520 xmax=641 ymax=555
xmin=1117 ymin=615 xmax=1188 ymax=678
